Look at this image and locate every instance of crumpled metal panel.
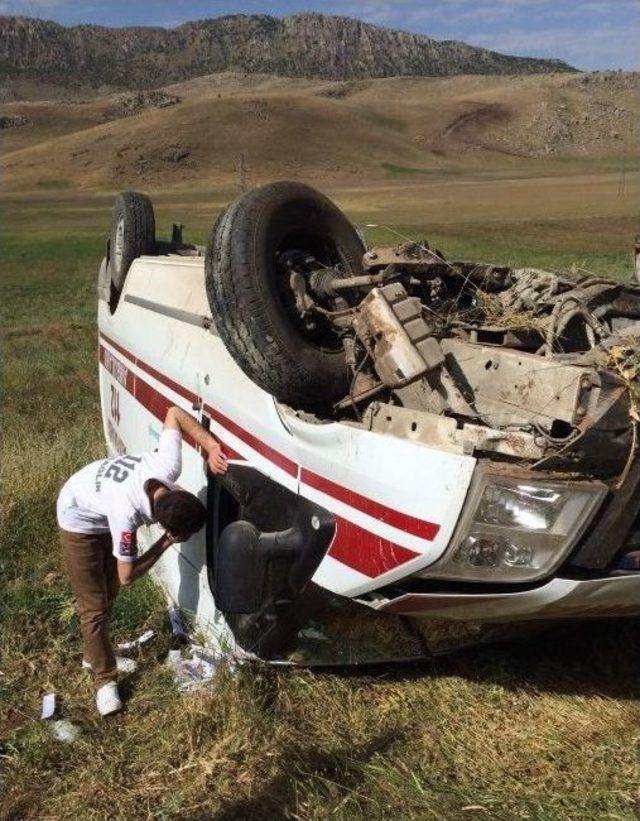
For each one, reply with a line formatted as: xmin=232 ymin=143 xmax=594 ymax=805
xmin=438 ymin=338 xmax=598 ymax=430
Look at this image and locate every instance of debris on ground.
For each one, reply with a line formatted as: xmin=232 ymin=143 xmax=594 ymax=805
xmin=41 ymin=693 xmax=56 ymax=720
xmin=41 ymin=694 xmax=81 ymax=743
xmin=116 ymin=656 xmax=137 ymax=674
xmin=168 ymin=607 xmax=187 ymax=639
xmin=49 ymin=719 xmax=81 ymax=743
xmin=166 ymin=646 xmax=237 ymax=693
xmin=117 ymin=629 xmax=155 ymax=651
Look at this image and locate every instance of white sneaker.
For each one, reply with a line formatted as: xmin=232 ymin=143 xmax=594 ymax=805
xmin=82 ymin=656 xmax=137 ymax=674
xmin=96 ymin=682 xmax=122 ymax=717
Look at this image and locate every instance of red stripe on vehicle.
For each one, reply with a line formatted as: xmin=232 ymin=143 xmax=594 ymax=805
xmin=99 ymin=345 xmax=135 ymax=393
xmin=99 ymin=335 xmax=442 ymax=566
xmin=328 ymin=517 xmax=419 ymax=577
xmin=99 ymin=341 xmax=247 ymax=461
xmin=301 ymin=468 xmax=440 ymax=542
xmin=203 ymin=403 xmax=297 ymax=478
xmin=100 ymin=332 xmax=197 ymax=404
xmin=217 ymin=441 xmax=245 ymax=461
xmin=133 ymin=376 xmax=197 ymax=449
xmin=100 ymin=333 xmax=291 ymax=475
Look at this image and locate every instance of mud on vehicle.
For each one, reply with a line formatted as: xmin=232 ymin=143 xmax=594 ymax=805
xmin=97 ymin=182 xmax=640 ymax=663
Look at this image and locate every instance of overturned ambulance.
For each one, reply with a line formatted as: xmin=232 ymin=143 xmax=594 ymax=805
xmin=97 ymin=182 xmax=640 ymax=663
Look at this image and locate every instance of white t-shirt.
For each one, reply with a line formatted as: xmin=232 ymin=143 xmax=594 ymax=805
xmin=56 ymin=429 xmax=182 ymax=562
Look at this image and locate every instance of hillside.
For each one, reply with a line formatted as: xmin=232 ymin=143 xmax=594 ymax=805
xmin=1 ymin=71 xmax=637 ymax=193
xmin=0 ymin=13 xmax=574 ymax=100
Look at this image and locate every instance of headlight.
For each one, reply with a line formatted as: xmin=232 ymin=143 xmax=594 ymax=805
xmin=424 ymin=469 xmax=607 ymax=583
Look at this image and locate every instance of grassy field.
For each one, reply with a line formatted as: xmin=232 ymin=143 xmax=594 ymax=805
xmin=2 ymin=178 xmax=640 ymax=819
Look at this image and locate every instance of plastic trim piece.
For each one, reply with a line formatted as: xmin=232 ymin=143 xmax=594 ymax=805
xmin=123 ymin=293 xmax=216 ymax=334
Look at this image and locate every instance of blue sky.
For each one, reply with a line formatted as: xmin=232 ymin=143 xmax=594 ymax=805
xmin=1 ymin=1 xmax=638 ymax=71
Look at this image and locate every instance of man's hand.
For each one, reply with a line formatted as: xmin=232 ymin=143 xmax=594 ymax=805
xmin=164 ymin=406 xmax=228 ymax=475
xmin=207 ymin=439 xmax=228 ymax=475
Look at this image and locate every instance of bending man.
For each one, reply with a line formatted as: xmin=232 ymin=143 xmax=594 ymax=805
xmin=56 ymin=406 xmax=227 ymax=716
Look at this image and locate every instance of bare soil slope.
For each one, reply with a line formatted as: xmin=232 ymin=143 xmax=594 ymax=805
xmin=1 ymin=71 xmax=637 ymax=192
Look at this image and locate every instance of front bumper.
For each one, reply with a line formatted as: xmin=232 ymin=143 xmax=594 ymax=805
xmin=366 ymin=573 xmax=640 ymax=621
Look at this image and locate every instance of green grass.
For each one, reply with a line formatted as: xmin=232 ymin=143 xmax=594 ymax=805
xmin=380 ymin=162 xmax=462 ymax=177
xmin=356 ymin=217 xmax=635 ymax=280
xmin=360 ymin=110 xmax=408 ymax=132
xmin=2 ymin=190 xmax=640 ymax=819
xmin=36 ymin=178 xmax=74 ymax=189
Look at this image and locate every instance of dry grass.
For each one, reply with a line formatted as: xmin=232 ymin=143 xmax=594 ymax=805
xmin=1 ymin=71 xmax=638 ymax=193
xmin=473 ymin=289 xmax=548 ymax=333
xmin=2 ymin=189 xmax=640 ymax=819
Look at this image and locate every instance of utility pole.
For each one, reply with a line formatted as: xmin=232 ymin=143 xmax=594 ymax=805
xmin=237 ymin=151 xmax=248 ymax=193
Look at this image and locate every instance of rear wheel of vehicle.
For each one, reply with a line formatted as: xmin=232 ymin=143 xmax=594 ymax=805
xmin=108 ymin=191 xmax=156 ymax=292
xmin=205 ymin=181 xmax=365 ymax=407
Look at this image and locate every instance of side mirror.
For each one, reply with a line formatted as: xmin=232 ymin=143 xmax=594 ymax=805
xmin=213 ymin=509 xmax=334 ymax=615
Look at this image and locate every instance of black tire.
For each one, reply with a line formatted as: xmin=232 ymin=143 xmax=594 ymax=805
xmin=109 ymin=191 xmax=156 ymax=291
xmin=205 ymin=181 xmax=365 ymax=407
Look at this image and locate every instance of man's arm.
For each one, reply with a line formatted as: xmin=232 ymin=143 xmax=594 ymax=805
xmin=164 ymin=406 xmax=227 ymax=475
xmin=117 ymin=531 xmax=174 ymax=586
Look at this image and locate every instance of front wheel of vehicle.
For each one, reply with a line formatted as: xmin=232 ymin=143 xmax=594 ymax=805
xmin=205 ymin=181 xmax=365 ymax=408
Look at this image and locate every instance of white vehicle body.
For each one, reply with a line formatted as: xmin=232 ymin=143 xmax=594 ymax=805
xmin=98 ymin=249 xmax=640 ymax=661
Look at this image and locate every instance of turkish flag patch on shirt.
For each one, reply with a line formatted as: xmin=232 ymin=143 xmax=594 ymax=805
xmin=118 ymin=531 xmax=138 ymax=558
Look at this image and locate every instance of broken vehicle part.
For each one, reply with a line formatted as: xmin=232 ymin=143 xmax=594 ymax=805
xmin=201 ymin=187 xmax=640 ymax=481
xmin=353 ymin=284 xmax=443 ymax=387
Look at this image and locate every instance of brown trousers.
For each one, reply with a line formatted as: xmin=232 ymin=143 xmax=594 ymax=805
xmin=60 ymin=529 xmax=120 ymax=685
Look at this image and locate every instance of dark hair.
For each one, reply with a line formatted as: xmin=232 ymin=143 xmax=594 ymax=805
xmin=154 ymin=490 xmax=206 ymax=536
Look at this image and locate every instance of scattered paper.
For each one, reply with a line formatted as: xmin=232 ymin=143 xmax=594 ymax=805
xmin=117 ymin=639 xmax=136 ymax=651
xmin=41 ymin=693 xmax=56 ymax=720
xmin=166 ymin=645 xmax=236 ymax=693
xmin=115 ymin=656 xmax=137 ymax=674
xmin=168 ymin=607 xmax=186 ymax=638
xmin=50 ymin=719 xmax=81 ymax=743
xmin=192 ymin=644 xmax=237 ymax=676
xmin=117 ymin=629 xmax=155 ymax=651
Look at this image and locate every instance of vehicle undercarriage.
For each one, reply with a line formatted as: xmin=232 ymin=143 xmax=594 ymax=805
xmin=283 ymin=238 xmax=640 ymax=482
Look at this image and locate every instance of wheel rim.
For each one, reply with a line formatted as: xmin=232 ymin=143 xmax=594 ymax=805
xmin=273 ymin=231 xmax=351 ymax=353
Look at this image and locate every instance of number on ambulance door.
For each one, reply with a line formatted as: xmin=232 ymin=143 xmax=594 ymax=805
xmin=110 ymin=384 xmax=121 ymax=426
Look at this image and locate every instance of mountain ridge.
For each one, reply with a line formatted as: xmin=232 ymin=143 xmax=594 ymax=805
xmin=0 ymin=12 xmax=575 ymax=97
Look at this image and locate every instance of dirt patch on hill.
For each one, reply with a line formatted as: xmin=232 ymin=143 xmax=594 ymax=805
xmin=442 ymin=102 xmax=512 ymax=139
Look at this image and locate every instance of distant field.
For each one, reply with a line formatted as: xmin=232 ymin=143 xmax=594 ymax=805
xmin=2 ymin=71 xmax=639 ymax=192
xmin=2 ymin=175 xmax=640 ymax=818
